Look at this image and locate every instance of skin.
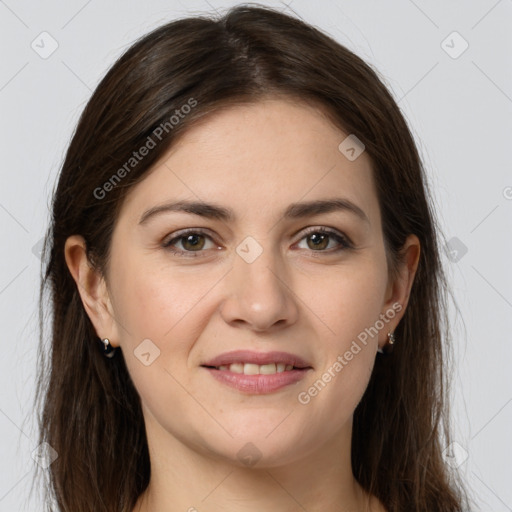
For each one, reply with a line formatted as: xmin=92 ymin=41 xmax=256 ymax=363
xmin=65 ymin=98 xmax=420 ymax=512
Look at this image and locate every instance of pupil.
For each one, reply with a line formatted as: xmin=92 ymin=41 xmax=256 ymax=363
xmin=184 ymin=234 xmax=204 ymax=250
xmin=309 ymin=233 xmax=328 ymax=250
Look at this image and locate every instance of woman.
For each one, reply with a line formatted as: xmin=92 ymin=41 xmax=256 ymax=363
xmin=34 ymin=4 xmax=471 ymax=511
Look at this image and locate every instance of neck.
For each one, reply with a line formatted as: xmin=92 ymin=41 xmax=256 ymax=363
xmin=133 ymin=409 xmax=381 ymax=512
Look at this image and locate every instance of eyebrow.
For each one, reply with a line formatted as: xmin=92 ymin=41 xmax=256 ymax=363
xmin=138 ymin=198 xmax=370 ymax=225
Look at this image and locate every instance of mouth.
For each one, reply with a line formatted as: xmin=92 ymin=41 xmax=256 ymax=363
xmin=202 ymin=362 xmax=306 ymax=374
xmin=201 ymin=349 xmax=312 ymax=371
xmin=200 ymin=350 xmax=313 ymax=394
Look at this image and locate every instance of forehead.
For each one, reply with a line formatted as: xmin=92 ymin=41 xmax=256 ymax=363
xmin=118 ymin=98 xmax=380 ymax=229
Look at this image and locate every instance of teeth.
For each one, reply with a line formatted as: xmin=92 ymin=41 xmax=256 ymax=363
xmin=216 ymin=363 xmax=297 ymax=374
xmin=259 ymin=363 xmax=276 ymax=375
xmin=244 ymin=363 xmax=260 ymax=375
xmin=229 ymin=363 xmax=244 ymax=374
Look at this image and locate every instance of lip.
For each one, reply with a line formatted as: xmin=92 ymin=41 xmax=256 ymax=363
xmin=201 ymin=350 xmax=312 ymax=369
xmin=201 ymin=350 xmax=313 ymax=395
xmin=203 ymin=367 xmax=310 ymax=394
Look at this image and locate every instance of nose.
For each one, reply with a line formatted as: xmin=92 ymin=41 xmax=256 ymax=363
xmin=219 ymin=242 xmax=299 ymax=333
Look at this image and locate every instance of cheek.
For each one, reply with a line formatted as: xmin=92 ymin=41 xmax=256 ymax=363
xmin=301 ymin=256 xmax=388 ymax=344
xmin=294 ymin=258 xmax=387 ymax=414
xmin=110 ymin=253 xmax=214 ymax=343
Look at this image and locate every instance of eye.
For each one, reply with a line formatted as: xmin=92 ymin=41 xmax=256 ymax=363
xmin=162 ymin=229 xmax=219 ymax=257
xmin=162 ymin=226 xmax=352 ymax=258
xmin=295 ymin=227 xmax=352 ymax=252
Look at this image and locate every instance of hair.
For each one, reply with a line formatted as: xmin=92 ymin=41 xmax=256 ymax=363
xmin=33 ymin=4 xmax=472 ymax=511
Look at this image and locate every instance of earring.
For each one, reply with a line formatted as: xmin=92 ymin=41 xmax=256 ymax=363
xmin=101 ymin=338 xmax=117 ymax=358
xmin=377 ymin=331 xmax=395 ymax=355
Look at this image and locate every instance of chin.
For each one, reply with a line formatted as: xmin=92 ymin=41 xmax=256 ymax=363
xmin=201 ymin=421 xmax=316 ymax=469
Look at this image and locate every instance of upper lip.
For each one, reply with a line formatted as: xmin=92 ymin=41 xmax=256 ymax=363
xmin=202 ymin=350 xmax=312 ymax=369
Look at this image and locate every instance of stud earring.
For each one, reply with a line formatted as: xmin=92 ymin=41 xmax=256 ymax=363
xmin=101 ymin=338 xmax=117 ymax=358
xmin=377 ymin=331 xmax=396 ymax=355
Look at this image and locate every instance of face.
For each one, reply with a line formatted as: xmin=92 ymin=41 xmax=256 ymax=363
xmin=93 ymin=98 xmax=406 ymax=467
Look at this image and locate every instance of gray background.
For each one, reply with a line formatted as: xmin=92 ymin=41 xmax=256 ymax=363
xmin=1 ymin=0 xmax=511 ymax=510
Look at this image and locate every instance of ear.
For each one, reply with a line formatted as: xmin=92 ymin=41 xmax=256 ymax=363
xmin=64 ymin=235 xmax=120 ymax=347
xmin=378 ymin=234 xmax=421 ymax=349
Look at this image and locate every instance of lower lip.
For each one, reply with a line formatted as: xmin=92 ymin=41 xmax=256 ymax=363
xmin=203 ymin=367 xmax=310 ymax=394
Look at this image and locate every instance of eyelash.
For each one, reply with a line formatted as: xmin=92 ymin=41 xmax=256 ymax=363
xmin=162 ymin=227 xmax=353 ymax=258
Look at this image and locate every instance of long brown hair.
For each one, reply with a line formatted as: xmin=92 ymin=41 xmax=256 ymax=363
xmin=33 ymin=4 xmax=471 ymax=511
